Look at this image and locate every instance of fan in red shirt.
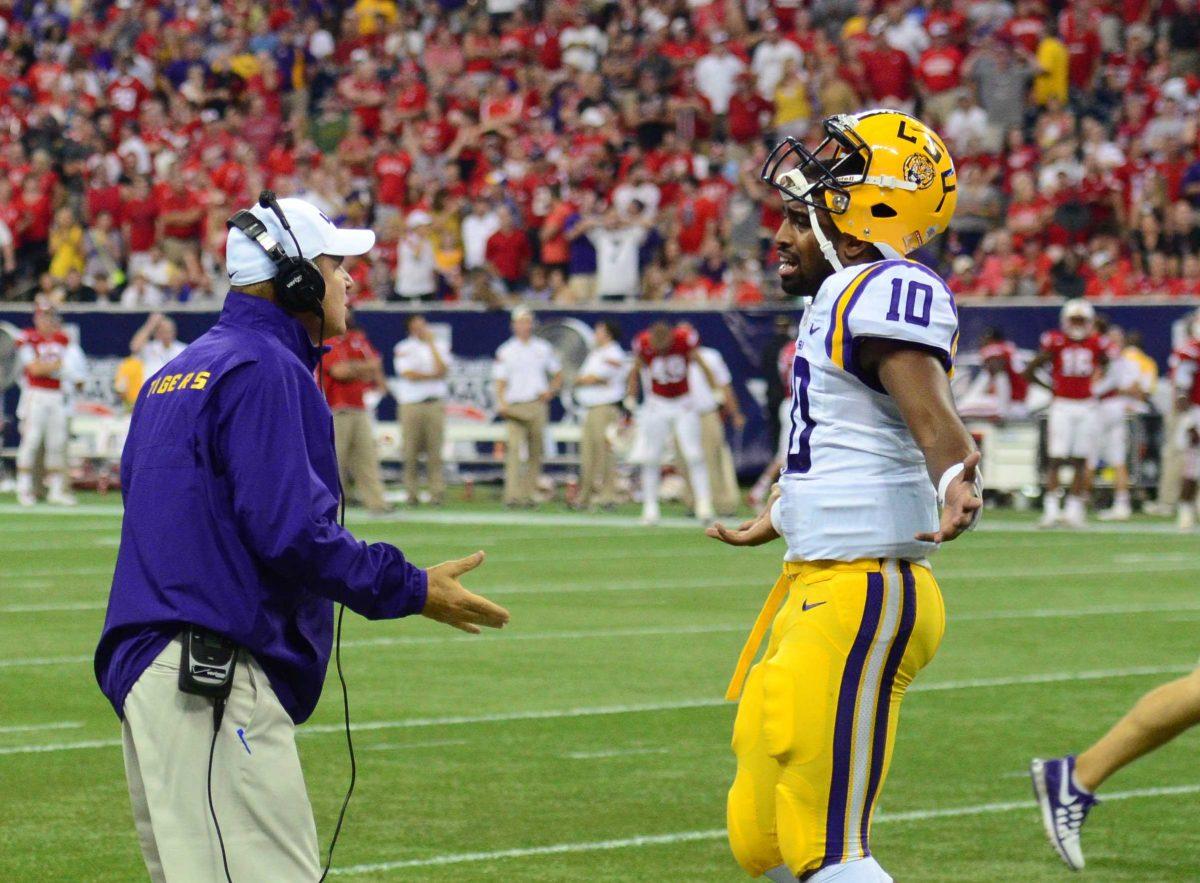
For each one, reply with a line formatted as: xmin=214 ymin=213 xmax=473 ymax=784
xmin=484 ymin=209 xmax=533 ymax=290
xmin=1024 ymin=299 xmax=1109 ymax=527
xmin=374 ymin=136 xmax=413 ymax=209
xmin=121 ymin=176 xmax=160 ymax=265
xmin=322 ymin=317 xmax=389 ymax=513
xmin=107 ymin=64 xmax=151 ymax=137
xmin=860 ymin=32 xmax=914 ymax=103
xmin=627 ymin=321 xmax=718 ymax=523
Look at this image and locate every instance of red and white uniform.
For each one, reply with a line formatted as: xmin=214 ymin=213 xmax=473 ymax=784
xmin=634 ymin=325 xmax=698 ymax=401
xmin=1040 ymin=330 xmax=1106 ymax=460
xmin=631 ymin=325 xmax=712 ymax=520
xmin=16 ymin=328 xmax=71 ymax=472
xmin=1171 ymin=339 xmax=1200 ymax=479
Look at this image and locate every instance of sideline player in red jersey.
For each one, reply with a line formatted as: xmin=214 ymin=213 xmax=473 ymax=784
xmin=1171 ymin=312 xmax=1200 ymax=531
xmin=1023 ymin=299 xmax=1108 ymax=528
xmin=626 ymin=320 xmax=718 ymax=524
xmin=14 ymin=301 xmax=76 ymax=506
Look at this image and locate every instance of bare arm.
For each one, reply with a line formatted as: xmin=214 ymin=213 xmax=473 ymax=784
xmin=130 ymin=313 xmax=162 ymax=354
xmin=1021 ymin=349 xmax=1053 ymax=390
xmin=863 ymin=340 xmax=982 ymax=543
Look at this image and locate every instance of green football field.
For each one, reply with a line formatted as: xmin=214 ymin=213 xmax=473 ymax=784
xmin=2 ymin=497 xmax=1198 ymax=881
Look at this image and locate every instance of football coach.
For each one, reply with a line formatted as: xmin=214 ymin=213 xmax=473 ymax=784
xmin=95 ymin=193 xmax=510 ymax=882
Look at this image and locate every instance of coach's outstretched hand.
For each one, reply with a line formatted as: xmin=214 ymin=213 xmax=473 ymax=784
xmin=423 ymin=551 xmax=510 ymax=634
xmin=915 ymin=451 xmax=983 ymax=544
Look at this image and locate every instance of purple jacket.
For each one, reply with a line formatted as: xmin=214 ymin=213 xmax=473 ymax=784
xmin=95 ymin=292 xmax=427 ymax=723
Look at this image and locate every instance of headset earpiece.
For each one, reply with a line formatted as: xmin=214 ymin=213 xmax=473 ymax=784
xmin=226 ymin=192 xmax=326 ymax=316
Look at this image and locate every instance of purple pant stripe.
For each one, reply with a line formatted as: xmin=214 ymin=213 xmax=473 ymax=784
xmin=822 ymin=570 xmax=884 ymax=868
xmin=856 ymin=561 xmax=918 ymax=856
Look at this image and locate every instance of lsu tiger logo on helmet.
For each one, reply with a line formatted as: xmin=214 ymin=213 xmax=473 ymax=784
xmin=761 ymin=109 xmax=957 ymax=258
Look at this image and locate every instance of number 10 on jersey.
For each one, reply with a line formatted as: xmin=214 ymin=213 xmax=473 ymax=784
xmin=786 ymin=354 xmax=815 ymax=474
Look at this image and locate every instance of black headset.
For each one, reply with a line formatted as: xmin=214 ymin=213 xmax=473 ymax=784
xmin=226 ymin=190 xmax=326 ymax=316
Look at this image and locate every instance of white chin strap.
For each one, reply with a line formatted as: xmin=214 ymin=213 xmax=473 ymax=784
xmin=783 ymin=170 xmax=907 ymax=274
xmin=783 ymin=168 xmax=844 ymax=273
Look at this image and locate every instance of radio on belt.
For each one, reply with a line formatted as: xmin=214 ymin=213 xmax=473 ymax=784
xmin=178 ymin=627 xmax=238 ymax=700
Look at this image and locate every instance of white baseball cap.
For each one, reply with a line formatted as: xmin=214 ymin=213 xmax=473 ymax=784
xmin=226 ymin=197 xmax=376 ymax=286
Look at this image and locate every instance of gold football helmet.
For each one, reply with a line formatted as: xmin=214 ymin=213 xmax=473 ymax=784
xmin=762 ymin=109 xmax=958 ymax=264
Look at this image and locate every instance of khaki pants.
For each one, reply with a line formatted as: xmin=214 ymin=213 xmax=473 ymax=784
xmin=333 ymin=408 xmax=386 ymax=511
xmin=503 ymin=400 xmax=547 ymax=505
xmin=401 ymin=399 xmax=446 ymax=502
xmin=680 ymin=410 xmax=739 ymax=515
xmin=579 ymin=403 xmax=620 ymax=506
xmin=122 ymin=638 xmax=321 ymax=883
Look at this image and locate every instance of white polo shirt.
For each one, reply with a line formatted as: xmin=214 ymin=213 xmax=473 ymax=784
xmin=141 ymin=339 xmax=187 ymax=378
xmin=688 ymin=346 xmax=732 ymax=414
xmin=393 ymin=336 xmax=451 ymax=403
xmin=493 ymin=336 xmax=561 ymax=405
xmin=575 ymin=342 xmax=629 ymax=408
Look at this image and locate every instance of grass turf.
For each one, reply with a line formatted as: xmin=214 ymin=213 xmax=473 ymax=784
xmin=1 ymin=496 xmax=1198 ymax=881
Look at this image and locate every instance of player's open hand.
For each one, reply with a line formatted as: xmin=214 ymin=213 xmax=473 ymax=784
xmin=915 ymin=451 xmax=983 ymax=544
xmin=423 ymin=551 xmax=510 ymax=634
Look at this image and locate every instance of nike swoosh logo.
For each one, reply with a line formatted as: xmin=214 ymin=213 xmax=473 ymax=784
xmin=809 ymin=325 xmax=822 ymax=336
xmin=802 ymin=599 xmax=826 ymax=612
xmin=1058 ymin=761 xmax=1076 ymax=806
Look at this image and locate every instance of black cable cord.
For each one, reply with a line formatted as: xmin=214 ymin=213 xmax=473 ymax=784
xmin=317 ymin=319 xmax=357 ymax=883
xmin=208 ymin=698 xmax=234 ymax=883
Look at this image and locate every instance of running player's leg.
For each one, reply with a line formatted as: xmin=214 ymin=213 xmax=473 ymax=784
xmin=1076 ymin=667 xmax=1200 ymax=793
xmin=674 ymin=405 xmax=713 ymax=520
xmin=1031 ymin=666 xmax=1200 ymax=870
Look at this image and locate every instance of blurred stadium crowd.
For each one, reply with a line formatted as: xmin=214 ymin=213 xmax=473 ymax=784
xmin=0 ymin=0 xmax=1199 ymax=306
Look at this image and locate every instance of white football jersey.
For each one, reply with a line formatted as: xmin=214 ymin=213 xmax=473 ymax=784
xmin=775 ymin=259 xmax=959 ymax=562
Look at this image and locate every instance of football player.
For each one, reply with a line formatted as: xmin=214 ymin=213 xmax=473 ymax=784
xmin=1023 ymin=300 xmax=1107 ymax=528
xmin=1170 ymin=312 xmax=1200 ymax=531
xmin=707 ymin=110 xmax=980 ymax=883
xmin=626 ymin=320 xmax=718 ymax=524
xmin=14 ymin=301 xmax=76 ymax=506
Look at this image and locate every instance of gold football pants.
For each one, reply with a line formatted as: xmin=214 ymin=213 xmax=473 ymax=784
xmin=726 ymin=559 xmax=945 ymax=877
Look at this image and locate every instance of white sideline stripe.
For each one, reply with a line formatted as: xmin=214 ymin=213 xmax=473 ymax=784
xmin=563 ymin=747 xmax=671 ymax=760
xmin=363 ymin=739 xmax=468 ymax=752
xmin=6 ymin=598 xmax=1200 ymax=663
xmin=4 ymin=664 xmax=1194 ymax=751
xmin=339 ymin=624 xmax=745 ymax=650
xmin=1113 ymin=552 xmax=1195 ymax=564
xmin=0 ymin=653 xmax=93 ymax=668
xmin=0 ymin=502 xmax=1193 ymax=535
xmin=0 ymin=601 xmax=107 ymax=613
xmin=0 ymin=738 xmax=122 ymax=756
xmin=329 ymin=784 xmax=1200 ymax=874
xmin=0 ymin=721 xmax=82 ymax=734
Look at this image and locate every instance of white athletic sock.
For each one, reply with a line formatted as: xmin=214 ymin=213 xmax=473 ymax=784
xmin=16 ymin=471 xmax=32 ymax=495
xmin=806 ymin=857 xmax=893 ymax=882
xmin=1043 ymin=492 xmax=1060 ymax=518
xmin=48 ymin=472 xmax=66 ymax=496
xmin=640 ymin=463 xmax=660 ymax=517
xmin=1113 ymin=490 xmax=1130 ymax=509
xmin=1065 ymin=495 xmax=1085 ymax=521
xmin=763 ymin=866 xmax=796 ymax=882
